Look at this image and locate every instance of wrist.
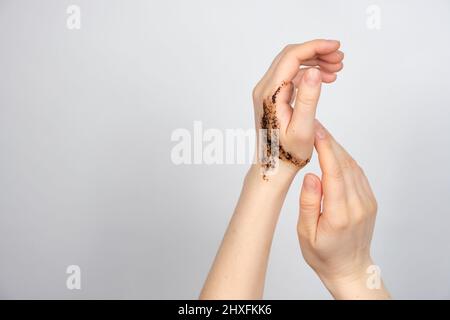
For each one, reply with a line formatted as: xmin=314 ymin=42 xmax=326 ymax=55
xmin=245 ymin=161 xmax=299 ymax=188
xmin=318 ymin=258 xmax=391 ymax=300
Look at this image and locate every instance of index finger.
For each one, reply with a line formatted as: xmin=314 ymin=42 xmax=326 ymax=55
xmin=314 ymin=120 xmax=346 ymax=205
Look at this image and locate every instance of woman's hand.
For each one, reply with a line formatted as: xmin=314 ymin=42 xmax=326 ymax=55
xmin=297 ymin=120 xmax=390 ymax=299
xmin=251 ymin=40 xmax=344 ymax=177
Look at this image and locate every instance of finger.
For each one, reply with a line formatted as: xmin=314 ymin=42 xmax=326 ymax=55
xmin=259 ymin=46 xmax=343 ymax=91
xmin=301 ymin=60 xmax=343 ymax=73
xmin=271 ymin=39 xmax=340 ymax=84
xmin=301 ymin=59 xmax=320 ymax=66
xmin=333 ymin=149 xmax=377 ymax=219
xmin=298 ymin=173 xmax=323 ymax=240
xmin=329 ymin=138 xmax=362 ymax=203
xmin=317 ymin=122 xmax=365 ymax=211
xmin=320 ymin=72 xmax=338 ymax=83
xmin=318 ymin=61 xmax=344 ymax=73
xmin=314 ymin=120 xmax=346 ymax=204
xmin=292 ymin=67 xmax=337 ymax=87
xmin=287 ymin=68 xmax=322 ymax=142
xmin=300 ymin=50 xmax=345 ymax=66
xmin=318 ymin=50 xmax=344 ymax=64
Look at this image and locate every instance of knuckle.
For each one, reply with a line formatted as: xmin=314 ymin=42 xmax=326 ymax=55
xmin=283 ymin=49 xmax=300 ymax=61
xmin=331 ymin=216 xmax=350 ymax=230
xmin=348 ymin=195 xmax=363 ymax=208
xmin=348 ymin=197 xmax=367 ymax=221
xmin=283 ymin=44 xmax=294 ymax=52
xmin=353 ymin=210 xmax=367 ymax=225
xmin=356 ymin=199 xmax=377 ymax=221
xmin=355 ymin=210 xmax=371 ymax=224
xmin=252 ymin=84 xmax=263 ymax=100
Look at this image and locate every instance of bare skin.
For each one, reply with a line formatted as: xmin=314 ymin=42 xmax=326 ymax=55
xmin=200 ymin=39 xmax=344 ymax=299
xmin=298 ymin=121 xmax=390 ymax=299
xmin=200 ymin=39 xmax=390 ymax=300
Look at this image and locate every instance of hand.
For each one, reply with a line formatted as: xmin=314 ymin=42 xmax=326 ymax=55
xmin=200 ymin=41 xmax=344 ymax=299
xmin=297 ymin=120 xmax=390 ymax=299
xmin=251 ymin=40 xmax=344 ymax=177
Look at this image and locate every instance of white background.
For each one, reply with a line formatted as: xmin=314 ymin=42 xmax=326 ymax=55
xmin=0 ymin=0 xmax=449 ymax=298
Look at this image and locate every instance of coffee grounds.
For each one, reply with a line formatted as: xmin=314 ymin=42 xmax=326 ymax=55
xmin=260 ymin=81 xmax=310 ymax=179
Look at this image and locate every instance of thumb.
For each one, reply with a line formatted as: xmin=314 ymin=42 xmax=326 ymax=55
xmin=288 ymin=68 xmax=322 ymax=142
xmin=298 ymin=173 xmax=322 ymax=240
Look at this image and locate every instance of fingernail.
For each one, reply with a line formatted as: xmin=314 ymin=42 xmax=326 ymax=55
xmin=305 ymin=68 xmax=321 ymax=86
xmin=315 ymin=122 xmax=326 ymax=140
xmin=304 ymin=174 xmax=317 ymax=191
xmin=327 ymin=39 xmax=340 ymax=45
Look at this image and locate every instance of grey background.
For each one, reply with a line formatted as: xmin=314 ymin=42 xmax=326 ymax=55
xmin=0 ymin=0 xmax=449 ymax=299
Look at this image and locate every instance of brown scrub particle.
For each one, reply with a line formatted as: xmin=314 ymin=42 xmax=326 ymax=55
xmin=260 ymin=81 xmax=310 ymax=180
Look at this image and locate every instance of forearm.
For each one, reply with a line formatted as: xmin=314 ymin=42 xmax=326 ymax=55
xmin=200 ymin=163 xmax=297 ymax=299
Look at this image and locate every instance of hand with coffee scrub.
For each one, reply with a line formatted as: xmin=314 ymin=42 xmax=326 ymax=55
xmin=200 ymin=40 xmax=390 ymax=300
